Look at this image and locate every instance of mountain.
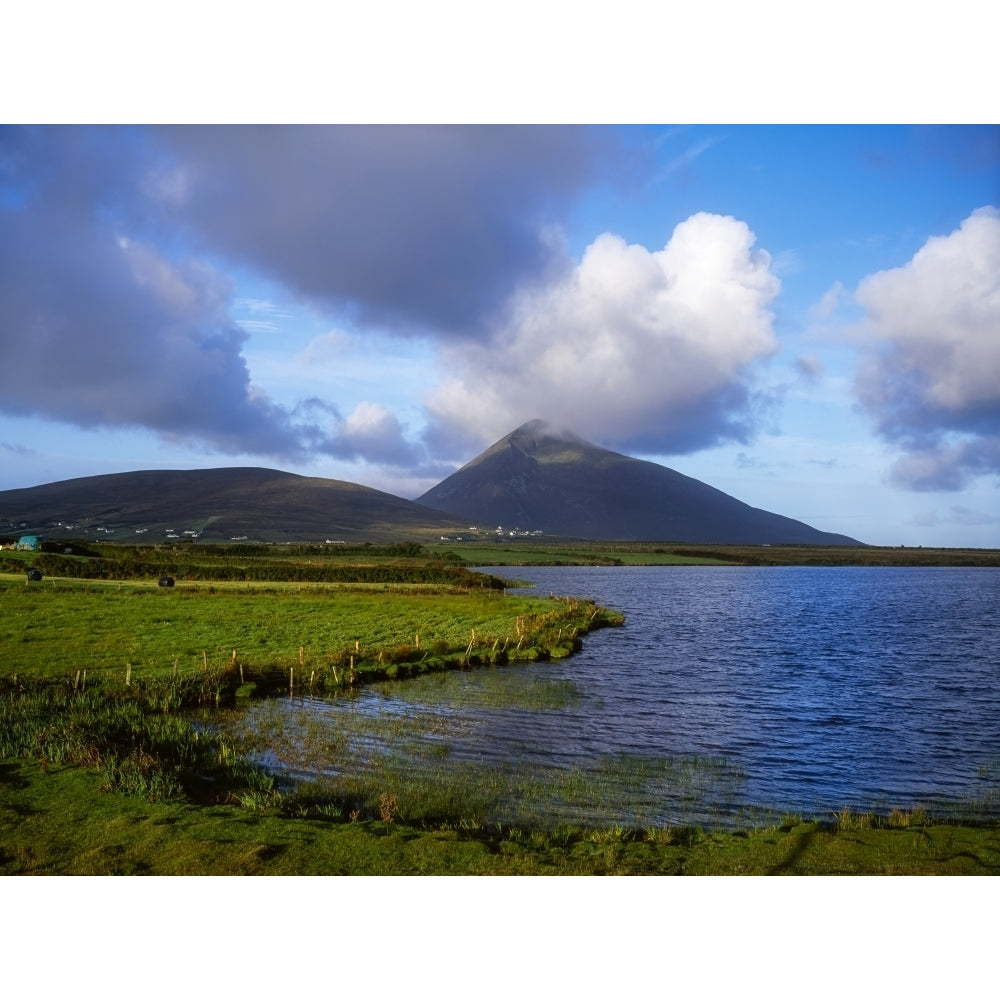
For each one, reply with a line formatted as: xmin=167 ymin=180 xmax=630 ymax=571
xmin=417 ymin=420 xmax=864 ymax=545
xmin=0 ymin=423 xmax=864 ymax=546
xmin=0 ymin=467 xmax=470 ymax=544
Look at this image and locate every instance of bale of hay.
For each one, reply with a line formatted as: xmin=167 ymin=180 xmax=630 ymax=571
xmin=158 ymin=576 xmax=175 ymax=587
xmin=26 ymin=568 xmax=43 ymax=582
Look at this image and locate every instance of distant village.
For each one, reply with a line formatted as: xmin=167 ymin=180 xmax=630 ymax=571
xmin=1 ymin=524 xmax=220 ymax=546
xmin=0 ymin=519 xmax=253 ymax=547
xmin=2 ymin=516 xmax=544 ymax=548
xmin=440 ymin=526 xmax=544 ymax=541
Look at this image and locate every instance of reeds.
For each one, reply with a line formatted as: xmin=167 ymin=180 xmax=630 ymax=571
xmin=0 ymin=677 xmax=278 ymax=805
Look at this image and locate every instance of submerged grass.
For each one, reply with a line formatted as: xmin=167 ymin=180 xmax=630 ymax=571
xmin=367 ymin=666 xmax=584 ymax=710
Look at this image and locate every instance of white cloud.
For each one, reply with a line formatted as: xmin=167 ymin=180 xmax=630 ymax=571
xmin=657 ymin=136 xmax=723 ymax=180
xmin=853 ymin=206 xmax=1000 ymax=490
xmin=426 ymin=212 xmax=780 ymax=454
xmin=809 ymin=281 xmax=847 ymax=323
xmin=769 ymin=249 xmax=802 ymax=277
xmin=233 ymin=299 xmax=292 ymax=335
xmin=325 ymin=402 xmax=424 ymax=467
xmin=236 ymin=319 xmax=281 ymax=334
xmin=908 ymin=505 xmax=1000 ymax=529
xmin=296 ymin=329 xmax=357 ymax=367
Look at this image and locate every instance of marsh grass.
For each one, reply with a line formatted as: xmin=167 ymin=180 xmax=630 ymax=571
xmin=834 ymin=804 xmax=937 ymax=832
xmin=369 ymin=667 xmax=583 ymax=711
xmin=220 ymin=690 xmax=749 ymax=830
xmin=0 ymin=676 xmax=277 ymax=804
xmin=834 ymin=805 xmax=873 ymax=831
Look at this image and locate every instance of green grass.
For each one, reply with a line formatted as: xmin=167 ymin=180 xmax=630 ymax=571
xmin=3 ymin=760 xmax=997 ymax=874
xmin=0 ymin=575 xmax=621 ymax=685
xmin=428 ymin=541 xmax=1000 ymax=567
xmin=428 ymin=544 xmax=732 ymax=565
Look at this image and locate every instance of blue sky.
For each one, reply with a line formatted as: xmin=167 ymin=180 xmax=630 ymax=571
xmin=1 ymin=123 xmax=997 ymax=546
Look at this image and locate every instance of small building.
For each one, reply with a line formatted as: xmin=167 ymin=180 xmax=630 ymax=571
xmin=16 ymin=535 xmax=41 ymax=551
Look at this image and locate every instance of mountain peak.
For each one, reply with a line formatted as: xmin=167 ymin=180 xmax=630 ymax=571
xmin=499 ymin=419 xmax=579 ymax=451
xmin=419 ymin=423 xmax=862 ymax=544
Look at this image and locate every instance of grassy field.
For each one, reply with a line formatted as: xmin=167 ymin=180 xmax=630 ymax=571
xmin=429 ymin=541 xmax=1000 ymax=566
xmin=0 ymin=574 xmax=616 ymax=685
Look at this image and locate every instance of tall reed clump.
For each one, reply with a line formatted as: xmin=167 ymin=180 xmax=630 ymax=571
xmin=0 ymin=676 xmax=277 ymax=806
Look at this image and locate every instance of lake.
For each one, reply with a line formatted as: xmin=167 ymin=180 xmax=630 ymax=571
xmin=234 ymin=566 xmax=1000 ymax=828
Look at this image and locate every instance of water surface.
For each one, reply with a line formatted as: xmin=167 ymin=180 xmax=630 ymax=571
xmin=235 ymin=566 xmax=1000 ymax=826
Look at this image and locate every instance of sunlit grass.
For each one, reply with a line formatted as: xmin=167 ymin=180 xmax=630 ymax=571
xmin=0 ymin=577 xmax=619 ymax=683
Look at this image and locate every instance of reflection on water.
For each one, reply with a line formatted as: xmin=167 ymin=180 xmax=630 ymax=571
xmin=225 ymin=566 xmax=1000 ymax=827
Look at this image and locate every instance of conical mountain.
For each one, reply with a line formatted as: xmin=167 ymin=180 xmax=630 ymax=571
xmin=418 ymin=420 xmax=863 ymax=545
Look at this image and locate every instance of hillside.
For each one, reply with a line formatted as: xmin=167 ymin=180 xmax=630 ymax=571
xmin=417 ymin=420 xmax=863 ymax=545
xmin=0 ymin=467 xmax=470 ymax=544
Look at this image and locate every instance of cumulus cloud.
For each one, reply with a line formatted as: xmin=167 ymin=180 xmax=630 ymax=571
xmin=321 ymin=402 xmax=426 ymax=467
xmin=853 ymin=206 xmax=1000 ymax=490
xmin=425 ymin=212 xmax=781 ymax=455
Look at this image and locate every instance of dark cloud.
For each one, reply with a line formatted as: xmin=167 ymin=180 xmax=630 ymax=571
xmin=149 ymin=125 xmax=614 ymax=336
xmin=0 ymin=129 xmax=322 ymax=458
xmin=887 ymin=438 xmax=1000 ymax=492
xmin=0 ymin=125 xmax=623 ymax=463
xmin=1 ymin=442 xmax=34 ymax=457
xmin=795 ymin=354 xmax=824 ymax=379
